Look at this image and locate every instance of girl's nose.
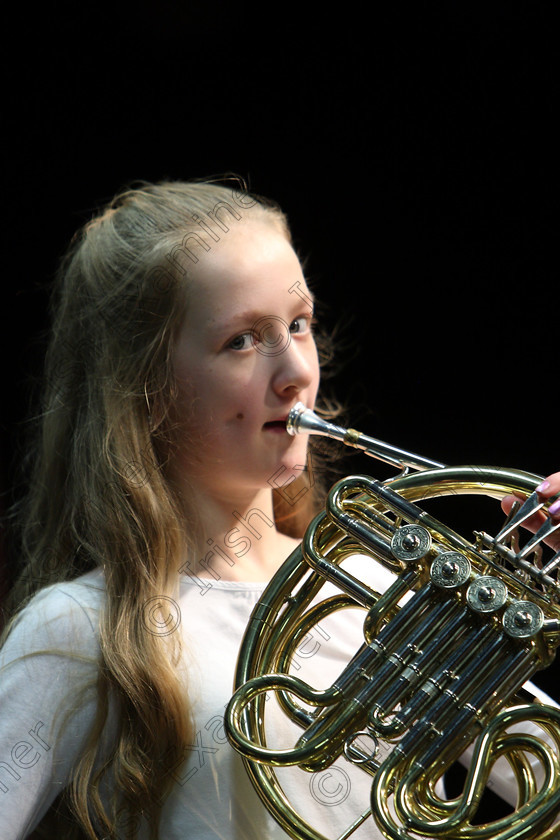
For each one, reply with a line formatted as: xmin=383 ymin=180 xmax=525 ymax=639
xmin=267 ymin=328 xmax=318 ymax=397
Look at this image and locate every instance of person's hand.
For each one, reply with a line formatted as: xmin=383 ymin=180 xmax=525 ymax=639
xmin=501 ymin=472 xmax=560 ymax=552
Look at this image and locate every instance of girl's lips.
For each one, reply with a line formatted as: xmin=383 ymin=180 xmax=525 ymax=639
xmin=263 ymin=417 xmax=288 ymax=432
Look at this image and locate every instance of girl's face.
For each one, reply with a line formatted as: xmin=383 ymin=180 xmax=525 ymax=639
xmin=172 ymin=218 xmax=320 ymax=501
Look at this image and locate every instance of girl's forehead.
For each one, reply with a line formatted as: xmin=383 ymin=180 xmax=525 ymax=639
xmin=183 ymin=220 xmax=301 ymax=297
xmin=174 ymin=222 xmax=311 ymax=338
xmin=191 ymin=218 xmax=292 ymax=270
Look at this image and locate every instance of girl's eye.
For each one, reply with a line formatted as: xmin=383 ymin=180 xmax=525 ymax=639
xmin=228 ymin=332 xmax=254 ymax=351
xmin=227 ymin=315 xmax=314 ymax=351
xmin=289 ymin=315 xmax=314 ymax=334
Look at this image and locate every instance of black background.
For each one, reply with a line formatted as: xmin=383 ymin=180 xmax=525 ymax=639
xmin=1 ymin=0 xmax=558 ymax=823
xmin=3 ymin=5 xmax=556 ymax=479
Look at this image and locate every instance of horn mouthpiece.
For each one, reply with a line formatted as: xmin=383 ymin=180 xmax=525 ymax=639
xmin=286 ymin=403 xmax=347 ymax=441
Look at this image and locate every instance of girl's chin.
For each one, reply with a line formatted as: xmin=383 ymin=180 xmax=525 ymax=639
xmin=268 ymin=455 xmax=310 ymax=487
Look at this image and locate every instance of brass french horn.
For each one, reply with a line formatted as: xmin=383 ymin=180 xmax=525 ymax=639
xmin=225 ymin=404 xmax=560 ymax=839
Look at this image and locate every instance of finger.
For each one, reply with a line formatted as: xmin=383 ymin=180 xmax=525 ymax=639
xmin=536 ymin=473 xmax=560 ymax=522
xmin=501 ymin=494 xmax=544 ymax=529
xmin=536 ymin=471 xmax=560 ymax=505
xmin=500 ymin=492 xmax=560 ymax=552
xmin=502 ymin=471 xmax=560 ymax=519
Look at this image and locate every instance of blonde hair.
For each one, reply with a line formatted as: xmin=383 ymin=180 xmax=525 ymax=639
xmin=2 ymin=178 xmax=335 ymax=838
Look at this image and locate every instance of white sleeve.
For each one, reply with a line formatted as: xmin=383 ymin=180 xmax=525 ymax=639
xmin=0 ymin=584 xmax=104 ymax=840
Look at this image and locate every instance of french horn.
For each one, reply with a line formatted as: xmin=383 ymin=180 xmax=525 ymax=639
xmin=225 ymin=403 xmax=560 ymax=839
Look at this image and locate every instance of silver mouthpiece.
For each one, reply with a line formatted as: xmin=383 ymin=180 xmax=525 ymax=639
xmin=286 ymin=403 xmax=347 ymax=440
xmin=285 ymin=401 xmax=308 ymax=435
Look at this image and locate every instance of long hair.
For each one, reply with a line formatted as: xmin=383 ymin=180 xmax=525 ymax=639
xmin=2 ymin=178 xmax=337 ymax=838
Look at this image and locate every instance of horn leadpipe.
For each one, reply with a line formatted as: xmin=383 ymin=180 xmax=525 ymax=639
xmin=286 ymin=402 xmax=444 ymax=472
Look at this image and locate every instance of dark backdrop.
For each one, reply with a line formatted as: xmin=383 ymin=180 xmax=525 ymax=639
xmin=1 ymin=0 xmax=558 ymax=822
xmin=4 ymin=5 xmax=556 ymax=472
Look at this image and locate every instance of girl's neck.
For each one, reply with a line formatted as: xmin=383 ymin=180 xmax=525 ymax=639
xmin=183 ymin=486 xmax=299 ymax=581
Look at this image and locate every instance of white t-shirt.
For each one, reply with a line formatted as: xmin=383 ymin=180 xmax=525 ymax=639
xmin=0 ymin=565 xmax=392 ymax=839
xmin=1 ymin=562 xmax=557 ymax=838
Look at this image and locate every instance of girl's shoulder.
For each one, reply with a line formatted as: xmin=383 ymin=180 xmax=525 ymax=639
xmin=0 ymin=569 xmax=109 ymax=838
xmin=1 ymin=568 xmax=106 ymax=660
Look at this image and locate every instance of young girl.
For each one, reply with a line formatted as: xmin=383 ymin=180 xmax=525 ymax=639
xmin=1 ymin=178 xmax=559 ymax=839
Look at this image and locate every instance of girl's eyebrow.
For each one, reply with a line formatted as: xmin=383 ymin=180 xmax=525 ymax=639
xmin=213 ymin=298 xmax=315 ymax=335
xmin=211 ymin=309 xmax=264 ymax=335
